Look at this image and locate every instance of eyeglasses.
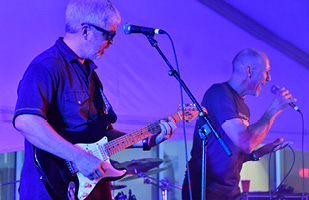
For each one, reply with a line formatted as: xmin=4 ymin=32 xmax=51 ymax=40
xmin=81 ymin=23 xmax=116 ymax=40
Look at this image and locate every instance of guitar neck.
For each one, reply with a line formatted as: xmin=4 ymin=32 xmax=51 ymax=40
xmin=103 ymin=111 xmax=182 ymax=157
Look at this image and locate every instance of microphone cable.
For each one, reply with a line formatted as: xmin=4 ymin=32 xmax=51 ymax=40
xmin=300 ymin=110 xmax=305 ymax=200
xmin=268 ymin=109 xmax=306 ymax=200
xmin=268 ymin=145 xmax=295 ymax=200
xmin=161 ymin=31 xmax=194 ymax=200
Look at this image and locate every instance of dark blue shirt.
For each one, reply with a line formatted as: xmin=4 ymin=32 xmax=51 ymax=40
xmin=14 ymin=37 xmax=105 ymax=130
xmin=14 ymin=38 xmax=107 ymax=199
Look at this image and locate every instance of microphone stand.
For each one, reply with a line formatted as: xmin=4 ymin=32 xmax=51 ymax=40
xmin=145 ymin=34 xmax=233 ymax=200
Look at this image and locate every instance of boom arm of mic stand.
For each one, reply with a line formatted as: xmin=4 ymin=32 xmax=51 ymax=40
xmin=145 ymin=34 xmax=232 ymax=156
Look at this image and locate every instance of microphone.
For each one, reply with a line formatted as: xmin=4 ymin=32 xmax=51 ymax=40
xmin=271 ymin=85 xmax=300 ymax=112
xmin=122 ymin=23 xmax=165 ymax=35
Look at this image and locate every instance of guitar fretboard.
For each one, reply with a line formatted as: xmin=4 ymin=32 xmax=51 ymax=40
xmin=103 ymin=111 xmax=182 ymax=157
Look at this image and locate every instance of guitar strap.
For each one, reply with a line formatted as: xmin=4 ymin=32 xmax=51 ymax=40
xmin=99 ymin=88 xmax=117 ymax=123
xmin=91 ymin=70 xmax=117 ymax=123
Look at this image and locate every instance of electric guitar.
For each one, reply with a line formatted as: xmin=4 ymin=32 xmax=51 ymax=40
xmin=34 ymin=105 xmax=201 ymax=200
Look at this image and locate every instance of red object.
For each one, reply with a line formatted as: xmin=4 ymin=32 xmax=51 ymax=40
xmin=241 ymin=180 xmax=250 ymax=193
xmin=299 ymin=168 xmax=309 ymax=178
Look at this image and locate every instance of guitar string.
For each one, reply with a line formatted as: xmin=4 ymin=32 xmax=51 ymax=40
xmin=70 ymin=110 xmax=184 ymax=173
xmin=67 ymin=109 xmax=191 ymax=175
xmin=104 ymin=110 xmax=183 ymax=156
xmin=103 ymin=121 xmax=161 ymax=157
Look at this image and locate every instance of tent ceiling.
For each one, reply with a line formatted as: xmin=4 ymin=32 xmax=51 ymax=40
xmin=198 ymin=0 xmax=309 ymax=69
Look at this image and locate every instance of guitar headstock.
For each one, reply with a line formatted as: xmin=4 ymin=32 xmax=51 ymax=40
xmin=177 ymin=104 xmax=207 ymax=123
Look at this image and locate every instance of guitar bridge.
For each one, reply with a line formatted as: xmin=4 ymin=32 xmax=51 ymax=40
xmin=66 ymin=161 xmax=78 ymax=176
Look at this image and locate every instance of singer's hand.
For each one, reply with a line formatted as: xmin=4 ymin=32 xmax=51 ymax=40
xmin=269 ymin=87 xmax=296 ymax=115
xmin=271 ymin=85 xmax=300 ymax=112
xmin=254 ymin=138 xmax=284 ymax=158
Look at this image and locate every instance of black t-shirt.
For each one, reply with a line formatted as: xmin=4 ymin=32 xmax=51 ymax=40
xmin=189 ymin=82 xmax=250 ymax=199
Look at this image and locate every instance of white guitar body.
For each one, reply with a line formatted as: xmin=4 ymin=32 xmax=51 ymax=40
xmin=74 ymin=137 xmax=127 ymax=199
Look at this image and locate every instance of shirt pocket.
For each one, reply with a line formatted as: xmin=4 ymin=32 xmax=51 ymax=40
xmin=63 ymin=91 xmax=90 ymax=127
xmin=65 ymin=91 xmax=89 ymax=106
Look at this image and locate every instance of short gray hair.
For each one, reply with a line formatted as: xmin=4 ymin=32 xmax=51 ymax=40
xmin=65 ymin=0 xmax=121 ymax=33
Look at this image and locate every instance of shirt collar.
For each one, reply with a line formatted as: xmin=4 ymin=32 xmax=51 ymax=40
xmin=55 ymin=37 xmax=98 ymax=72
xmin=55 ymin=37 xmax=78 ymax=62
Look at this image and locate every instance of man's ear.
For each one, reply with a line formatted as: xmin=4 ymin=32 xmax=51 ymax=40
xmin=247 ymin=65 xmax=253 ymax=78
xmin=81 ymin=25 xmax=89 ymax=39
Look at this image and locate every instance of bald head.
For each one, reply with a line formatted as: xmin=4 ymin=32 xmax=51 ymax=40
xmin=232 ymin=48 xmax=268 ymax=73
xmin=229 ymin=48 xmax=271 ymax=97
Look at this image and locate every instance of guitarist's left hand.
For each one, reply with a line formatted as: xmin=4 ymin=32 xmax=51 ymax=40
xmin=150 ymin=116 xmax=177 ymax=147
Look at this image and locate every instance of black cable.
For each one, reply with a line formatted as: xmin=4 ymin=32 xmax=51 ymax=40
xmin=163 ymin=31 xmax=193 ymax=200
xmin=300 ymin=110 xmax=305 ymax=200
xmin=268 ymin=146 xmax=296 ymax=200
xmin=268 ymin=152 xmax=272 ymax=199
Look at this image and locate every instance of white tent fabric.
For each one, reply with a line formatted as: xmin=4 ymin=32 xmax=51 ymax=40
xmin=0 ymin=0 xmax=308 ymax=154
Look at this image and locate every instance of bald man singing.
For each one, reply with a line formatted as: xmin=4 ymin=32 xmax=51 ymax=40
xmin=182 ymin=48 xmax=296 ymax=200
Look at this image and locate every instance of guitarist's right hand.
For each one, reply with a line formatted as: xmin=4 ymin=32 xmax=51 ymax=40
xmin=73 ymin=145 xmax=107 ymax=180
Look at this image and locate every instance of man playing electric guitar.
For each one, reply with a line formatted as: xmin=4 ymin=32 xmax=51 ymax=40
xmin=13 ymin=1 xmax=178 ymax=199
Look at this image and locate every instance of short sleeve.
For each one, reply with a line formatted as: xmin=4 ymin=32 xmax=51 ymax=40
xmin=202 ymin=84 xmax=240 ymax=127
xmin=13 ymin=63 xmax=55 ymax=126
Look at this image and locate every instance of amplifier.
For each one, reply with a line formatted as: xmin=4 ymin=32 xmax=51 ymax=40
xmin=244 ymin=192 xmax=309 ymax=200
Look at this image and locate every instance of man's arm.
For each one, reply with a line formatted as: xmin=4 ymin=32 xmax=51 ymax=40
xmin=244 ymin=138 xmax=287 ymax=162
xmin=14 ymin=114 xmax=106 ymax=179
xmin=130 ymin=116 xmax=177 ymax=148
xmin=222 ymin=88 xmax=295 ymax=153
